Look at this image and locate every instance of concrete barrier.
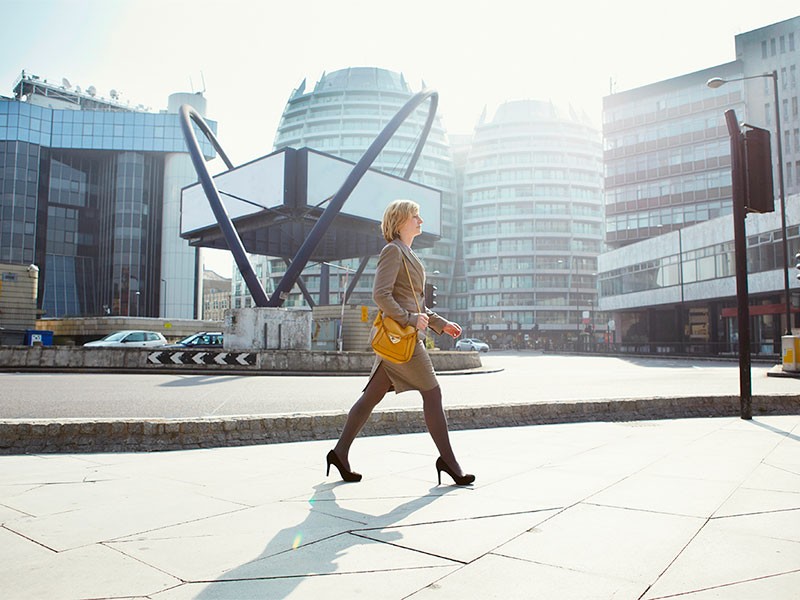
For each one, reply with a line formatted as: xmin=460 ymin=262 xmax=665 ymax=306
xmin=0 ymin=345 xmax=481 ymax=374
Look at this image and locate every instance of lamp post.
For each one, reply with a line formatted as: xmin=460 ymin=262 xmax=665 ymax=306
xmin=707 ymin=71 xmax=790 ymax=335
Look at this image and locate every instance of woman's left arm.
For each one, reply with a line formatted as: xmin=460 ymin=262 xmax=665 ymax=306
xmin=425 ymin=307 xmax=461 ymax=338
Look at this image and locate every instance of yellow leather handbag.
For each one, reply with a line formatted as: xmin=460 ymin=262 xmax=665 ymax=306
xmin=370 ymin=257 xmax=420 ymax=364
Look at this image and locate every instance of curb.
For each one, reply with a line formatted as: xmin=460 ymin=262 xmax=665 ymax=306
xmin=1 ymin=394 xmax=797 ymax=455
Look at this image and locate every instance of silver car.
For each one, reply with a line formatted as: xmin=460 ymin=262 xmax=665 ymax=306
xmin=84 ymin=330 xmax=167 ymax=348
xmin=454 ymin=338 xmax=490 ymax=352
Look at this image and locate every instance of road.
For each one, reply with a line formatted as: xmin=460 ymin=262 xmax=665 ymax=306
xmin=0 ymin=352 xmax=796 ymax=420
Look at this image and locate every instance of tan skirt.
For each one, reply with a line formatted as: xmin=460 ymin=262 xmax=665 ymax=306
xmin=367 ymin=337 xmax=438 ymax=394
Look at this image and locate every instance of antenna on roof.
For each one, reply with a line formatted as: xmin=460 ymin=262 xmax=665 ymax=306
xmin=87 ymin=85 xmax=96 ymax=97
xmin=110 ymin=89 xmax=119 ymax=100
xmin=62 ymin=77 xmax=72 ymax=89
xmin=200 ymin=71 xmax=206 ymax=94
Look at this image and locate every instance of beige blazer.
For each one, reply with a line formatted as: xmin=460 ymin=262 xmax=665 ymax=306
xmin=372 ymin=239 xmax=448 ymax=335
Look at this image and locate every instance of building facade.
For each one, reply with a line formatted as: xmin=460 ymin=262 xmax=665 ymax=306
xmin=202 ymin=268 xmax=231 ymax=321
xmin=0 ymin=71 xmax=214 ymax=319
xmin=462 ymin=100 xmax=603 ymax=348
xmin=599 ymin=16 xmax=800 ymax=354
xmin=603 ymin=62 xmax=745 ymax=249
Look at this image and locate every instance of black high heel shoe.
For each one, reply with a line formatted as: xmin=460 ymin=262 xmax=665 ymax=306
xmin=326 ymin=450 xmax=362 ymax=482
xmin=436 ymin=457 xmax=475 ymax=486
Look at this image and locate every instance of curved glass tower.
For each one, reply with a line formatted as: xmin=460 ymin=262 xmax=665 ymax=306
xmin=233 ymin=67 xmax=457 ymax=319
xmin=462 ymin=100 xmax=603 ymax=348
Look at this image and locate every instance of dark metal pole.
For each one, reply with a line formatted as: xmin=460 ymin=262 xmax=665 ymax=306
xmin=770 ymin=71 xmax=791 ymax=334
xmin=725 ymin=109 xmax=752 ymax=420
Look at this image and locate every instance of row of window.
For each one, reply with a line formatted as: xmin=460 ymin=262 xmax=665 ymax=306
xmin=606 ymin=139 xmax=730 ymax=178
xmin=602 ymin=78 xmax=742 ymax=125
xmin=466 ymin=185 xmax=601 ymax=203
xmin=464 ymin=202 xmax=602 ymax=220
xmin=604 ymin=111 xmax=727 ymax=151
xmin=466 ymin=168 xmax=600 ymax=185
xmin=465 ymin=220 xmax=602 ymax=236
xmin=601 ymin=225 xmax=798 ymax=296
xmin=606 ymin=199 xmax=732 ymax=233
xmin=0 ymin=103 xmax=216 ymax=157
xmin=467 ymin=151 xmax=600 ymax=169
xmin=468 ymin=256 xmax=597 ymax=271
xmin=471 ymin=136 xmax=600 ymax=153
xmin=606 ymin=169 xmax=731 ymax=206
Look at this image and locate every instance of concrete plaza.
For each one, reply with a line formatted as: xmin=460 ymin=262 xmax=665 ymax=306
xmin=2 ymin=413 xmax=799 ymax=599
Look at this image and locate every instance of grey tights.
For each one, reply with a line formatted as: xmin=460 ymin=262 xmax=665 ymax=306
xmin=333 ymin=364 xmax=463 ymax=475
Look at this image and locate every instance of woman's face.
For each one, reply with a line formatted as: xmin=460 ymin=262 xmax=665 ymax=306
xmin=398 ymin=211 xmax=423 ymax=239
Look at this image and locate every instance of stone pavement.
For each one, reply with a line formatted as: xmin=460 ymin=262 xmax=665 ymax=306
xmin=1 ymin=414 xmax=799 ymax=599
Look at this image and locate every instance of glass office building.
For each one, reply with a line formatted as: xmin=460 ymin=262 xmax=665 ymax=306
xmin=462 ymin=100 xmax=603 ymax=348
xmin=233 ymin=67 xmax=458 ymax=323
xmin=0 ymin=72 xmax=215 ymax=318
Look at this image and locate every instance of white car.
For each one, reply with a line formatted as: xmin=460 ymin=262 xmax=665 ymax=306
xmin=84 ymin=330 xmax=167 ymax=348
xmin=455 ymin=338 xmax=490 ymax=352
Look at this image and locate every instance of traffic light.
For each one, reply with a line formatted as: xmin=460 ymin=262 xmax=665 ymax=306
xmin=795 ymin=253 xmax=800 ymax=281
xmin=743 ymin=127 xmax=775 ymax=213
xmin=424 ymin=283 xmax=437 ymax=308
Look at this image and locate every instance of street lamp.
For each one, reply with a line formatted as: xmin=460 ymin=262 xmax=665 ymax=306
xmin=707 ymin=71 xmax=790 ymax=335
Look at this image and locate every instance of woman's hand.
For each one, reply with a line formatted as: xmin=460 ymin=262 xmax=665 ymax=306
xmin=415 ymin=313 xmax=430 ymax=331
xmin=443 ymin=322 xmax=462 ymax=338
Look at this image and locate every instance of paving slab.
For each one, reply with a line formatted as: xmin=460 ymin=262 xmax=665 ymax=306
xmin=494 ymin=502 xmax=706 ymax=585
xmin=405 ymin=552 xmax=646 ymax=600
xmin=641 ymin=513 xmax=800 ymax=599
xmin=152 ymin=565 xmax=460 ymax=600
xmin=0 ymin=527 xmax=179 ymax=600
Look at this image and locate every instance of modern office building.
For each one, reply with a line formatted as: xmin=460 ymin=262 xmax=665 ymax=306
xmin=599 ymin=16 xmax=800 ymax=354
xmin=603 ymin=62 xmax=744 ymax=249
xmin=0 ymin=71 xmax=214 ymax=319
xmin=231 ymin=67 xmax=458 ymax=326
xmin=462 ymin=100 xmax=604 ymax=348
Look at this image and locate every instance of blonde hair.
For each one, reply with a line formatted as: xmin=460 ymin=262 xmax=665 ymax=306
xmin=381 ymin=199 xmax=420 ymax=243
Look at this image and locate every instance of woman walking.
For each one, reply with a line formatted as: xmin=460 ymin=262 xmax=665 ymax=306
xmin=326 ymin=199 xmax=474 ymax=486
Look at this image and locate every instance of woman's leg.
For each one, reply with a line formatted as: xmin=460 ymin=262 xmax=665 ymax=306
xmin=421 ymin=385 xmax=465 ymax=476
xmin=332 ymin=364 xmax=392 ymax=470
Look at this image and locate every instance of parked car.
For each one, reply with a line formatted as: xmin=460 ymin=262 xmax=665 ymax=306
xmin=167 ymin=331 xmax=224 ymax=349
xmin=454 ymin=338 xmax=490 ymax=352
xmin=83 ymin=330 xmax=167 ymax=348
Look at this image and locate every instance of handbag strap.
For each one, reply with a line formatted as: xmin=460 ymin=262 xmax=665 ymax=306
xmin=401 ymin=255 xmax=422 ymax=314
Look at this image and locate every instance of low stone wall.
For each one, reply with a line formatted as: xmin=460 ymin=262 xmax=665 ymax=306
xmin=0 ymin=346 xmax=480 ymax=374
xmin=1 ymin=394 xmax=796 ymax=454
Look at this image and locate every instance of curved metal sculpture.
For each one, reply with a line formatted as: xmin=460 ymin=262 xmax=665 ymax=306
xmin=179 ymin=105 xmax=270 ymax=306
xmin=179 ymin=89 xmax=439 ymax=308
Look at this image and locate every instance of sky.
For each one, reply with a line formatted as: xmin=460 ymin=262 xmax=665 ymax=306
xmin=2 ymin=0 xmax=799 ymax=276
